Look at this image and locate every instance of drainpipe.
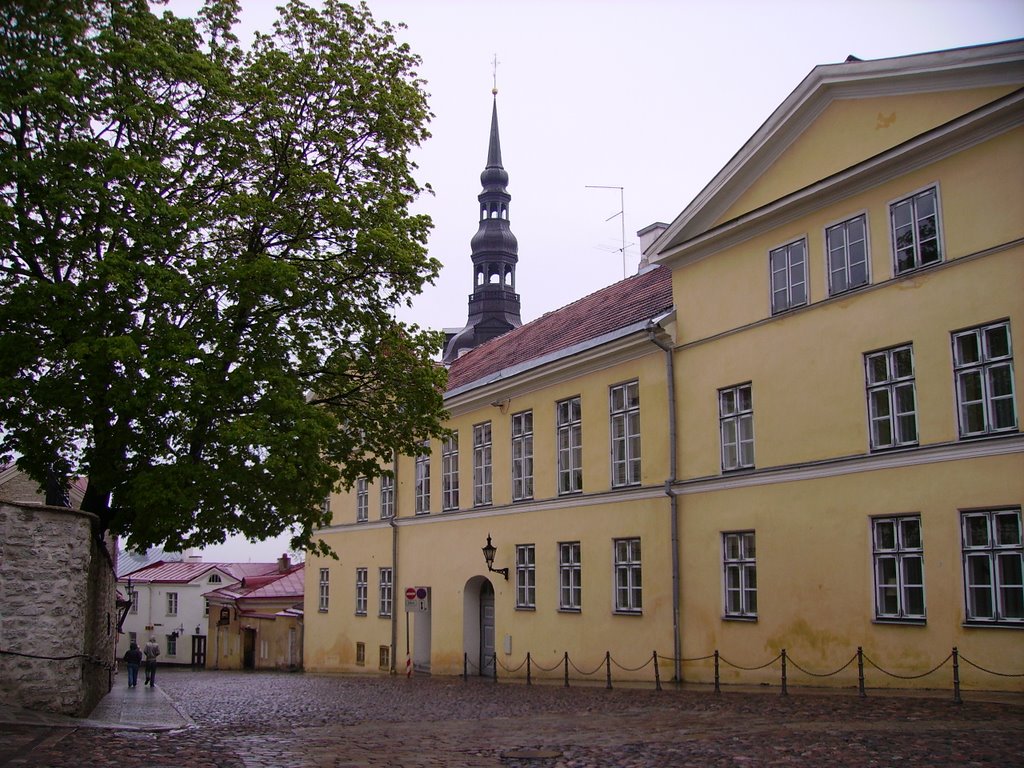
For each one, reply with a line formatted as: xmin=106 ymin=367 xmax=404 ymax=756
xmin=647 ymin=324 xmax=682 ymax=684
xmin=389 ymin=452 xmax=399 ymax=675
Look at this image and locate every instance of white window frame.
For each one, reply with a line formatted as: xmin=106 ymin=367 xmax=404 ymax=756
xmin=891 ymin=186 xmax=941 ymax=274
xmin=355 ymin=567 xmax=367 ymax=616
xmin=516 ymin=544 xmax=536 ymax=609
xmin=130 ymin=591 xmax=139 ymax=615
xmin=167 ymin=634 xmax=177 ymax=657
xmin=318 ymin=567 xmax=330 ymax=612
xmin=719 ymin=383 xmax=754 ymax=471
xmin=378 ymin=567 xmax=393 ymax=618
xmin=952 ymin=320 xmax=1017 ymax=438
xmin=379 ymin=473 xmax=394 ymax=519
xmin=414 ymin=442 xmax=430 ymax=515
xmin=473 ymin=422 xmax=492 ymax=507
xmin=355 ymin=477 xmax=368 ymax=522
xmin=610 ymin=380 xmax=641 ymax=488
xmin=872 ymin=516 xmax=925 ymax=621
xmin=166 ymin=592 xmax=178 ymax=617
xmin=613 ymin=537 xmax=642 ymax=614
xmin=557 ymin=396 xmax=583 ymax=495
xmin=441 ymin=433 xmax=459 ymax=511
xmin=511 ymin=410 xmax=534 ymax=502
xmin=559 ymin=541 xmax=582 ymax=612
xmin=769 ymin=238 xmax=807 ymax=314
xmin=961 ymin=508 xmax=1023 ymax=625
xmin=723 ymin=532 xmax=757 ymax=619
xmin=864 ymin=344 xmax=918 ymax=451
xmin=826 ymin=213 xmax=869 ymax=295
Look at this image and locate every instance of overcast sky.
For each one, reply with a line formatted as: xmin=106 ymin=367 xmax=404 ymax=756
xmin=179 ymin=0 xmax=1023 ymax=563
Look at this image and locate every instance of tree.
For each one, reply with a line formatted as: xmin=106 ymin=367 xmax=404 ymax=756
xmin=0 ymin=0 xmax=448 ymax=556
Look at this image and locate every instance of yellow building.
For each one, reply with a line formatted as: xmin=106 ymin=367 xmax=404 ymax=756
xmin=306 ymin=41 xmax=1023 ymax=691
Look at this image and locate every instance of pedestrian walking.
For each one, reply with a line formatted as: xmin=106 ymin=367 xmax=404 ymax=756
xmin=123 ymin=641 xmax=143 ymax=688
xmin=143 ymin=636 xmax=160 ymax=687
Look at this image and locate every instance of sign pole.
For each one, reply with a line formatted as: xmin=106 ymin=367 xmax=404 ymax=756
xmin=405 ymin=609 xmax=411 ymax=677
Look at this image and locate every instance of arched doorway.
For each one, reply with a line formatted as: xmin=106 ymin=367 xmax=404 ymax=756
xmin=463 ymin=576 xmax=495 ymax=677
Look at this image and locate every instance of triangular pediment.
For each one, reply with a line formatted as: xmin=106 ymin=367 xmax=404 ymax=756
xmin=652 ymin=40 xmax=1024 ymax=263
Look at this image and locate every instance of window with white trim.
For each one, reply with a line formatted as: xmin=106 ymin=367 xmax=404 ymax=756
xmin=208 ymin=573 xmax=222 ymax=584
xmin=891 ymin=187 xmax=941 ymax=274
xmin=613 ymin=538 xmax=642 ymax=613
xmin=872 ymin=516 xmax=925 ymax=621
xmin=318 ymin=568 xmax=329 ymax=612
xmin=557 ymin=396 xmax=583 ymax=495
xmin=961 ymin=508 xmax=1023 ymax=624
xmin=723 ymin=532 xmax=757 ymax=618
xmin=441 ymin=433 xmax=459 ymax=511
xmin=610 ymin=380 xmax=641 ymax=487
xmin=356 ymin=642 xmax=365 ymax=666
xmin=166 ymin=592 xmax=178 ymax=616
xmin=559 ymin=541 xmax=581 ymax=611
xmin=826 ymin=214 xmax=868 ymax=295
xmin=355 ymin=568 xmax=367 ymax=616
xmin=865 ymin=344 xmax=917 ymax=450
xmin=379 ymin=473 xmax=394 ymax=519
xmin=770 ymin=239 xmax=807 ymax=313
xmin=167 ymin=634 xmax=177 ymax=657
xmin=952 ymin=320 xmax=1017 ymax=438
xmin=473 ymin=422 xmax=492 ymax=507
xmin=378 ymin=567 xmax=393 ymax=618
xmin=355 ymin=477 xmax=368 ymax=522
xmin=719 ymin=383 xmax=753 ymax=471
xmin=414 ymin=442 xmax=430 ymax=515
xmin=516 ymin=544 xmax=535 ymax=609
xmin=130 ymin=591 xmax=138 ymax=615
xmin=511 ymin=410 xmax=534 ymax=502
xmin=379 ymin=645 xmax=391 ymax=671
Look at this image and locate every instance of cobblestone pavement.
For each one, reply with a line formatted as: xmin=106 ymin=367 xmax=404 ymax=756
xmin=2 ymin=669 xmax=1022 ymax=767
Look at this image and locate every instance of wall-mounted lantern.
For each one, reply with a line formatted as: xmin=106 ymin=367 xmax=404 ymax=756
xmin=481 ymin=534 xmax=509 ymax=580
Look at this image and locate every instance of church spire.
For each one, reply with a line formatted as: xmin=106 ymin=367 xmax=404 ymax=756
xmin=442 ymin=86 xmax=522 ymax=365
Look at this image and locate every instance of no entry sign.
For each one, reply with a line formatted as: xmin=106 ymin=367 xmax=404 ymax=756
xmin=405 ymin=585 xmax=430 ymax=613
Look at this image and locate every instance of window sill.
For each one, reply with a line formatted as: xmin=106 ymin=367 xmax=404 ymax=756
xmin=558 ymin=607 xmax=581 ymax=614
xmin=722 ymin=614 xmax=758 ymax=622
xmin=872 ymin=617 xmax=926 ymax=626
xmin=354 ymin=613 xmax=367 ymax=618
xmin=613 ymin=610 xmax=643 ymax=616
xmin=895 ymin=260 xmax=943 ymax=279
xmin=515 ymin=605 xmax=536 ymax=612
xmin=962 ymin=620 xmax=1024 ymax=629
xmin=318 ymin=609 xmax=328 ymax=614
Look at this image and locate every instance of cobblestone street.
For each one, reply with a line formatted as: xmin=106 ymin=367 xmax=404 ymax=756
xmin=2 ymin=669 xmax=1022 ymax=767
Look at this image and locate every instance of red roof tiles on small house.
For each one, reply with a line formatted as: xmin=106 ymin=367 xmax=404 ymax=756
xmin=445 ymin=265 xmax=673 ymax=392
xmin=122 ymin=560 xmax=282 ymax=584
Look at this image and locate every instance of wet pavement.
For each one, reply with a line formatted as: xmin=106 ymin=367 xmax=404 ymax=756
xmin=0 ymin=668 xmax=1021 ymax=767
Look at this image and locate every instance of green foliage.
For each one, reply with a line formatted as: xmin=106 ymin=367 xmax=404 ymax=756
xmin=0 ymin=0 xmax=447 ymax=554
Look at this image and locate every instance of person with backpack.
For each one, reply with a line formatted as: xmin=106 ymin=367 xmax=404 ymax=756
xmin=143 ymin=636 xmax=160 ymax=687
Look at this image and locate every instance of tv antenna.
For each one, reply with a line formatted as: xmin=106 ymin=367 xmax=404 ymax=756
xmin=586 ymin=185 xmax=630 ymax=279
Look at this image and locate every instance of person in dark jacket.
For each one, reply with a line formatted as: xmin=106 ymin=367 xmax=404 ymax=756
xmin=123 ymin=642 xmax=143 ymax=688
xmin=143 ymin=637 xmax=160 ymax=687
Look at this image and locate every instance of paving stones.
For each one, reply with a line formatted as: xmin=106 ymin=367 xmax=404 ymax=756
xmin=2 ymin=669 xmax=1021 ymax=767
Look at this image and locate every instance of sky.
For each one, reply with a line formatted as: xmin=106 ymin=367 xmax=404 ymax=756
xmin=181 ymin=0 xmax=1023 ymax=563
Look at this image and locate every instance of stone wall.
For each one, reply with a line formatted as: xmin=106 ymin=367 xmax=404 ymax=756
xmin=0 ymin=501 xmax=116 ymax=716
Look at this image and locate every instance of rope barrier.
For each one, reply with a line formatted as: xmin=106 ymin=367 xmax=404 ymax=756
xmin=787 ymin=652 xmax=858 ymax=678
xmin=530 ymin=655 xmax=566 ymax=673
xmin=567 ymin=656 xmax=605 ymax=677
xmin=959 ymin=654 xmax=1024 ymax=678
xmin=609 ymin=653 xmax=654 ymax=672
xmin=719 ymin=653 xmax=782 ymax=671
xmin=679 ymin=653 xmax=717 ymax=663
xmin=496 ymin=655 xmax=528 ymax=674
xmin=863 ymin=652 xmax=952 ymax=680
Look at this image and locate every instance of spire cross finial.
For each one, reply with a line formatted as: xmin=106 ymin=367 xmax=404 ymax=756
xmin=491 ymin=54 xmax=500 ymax=95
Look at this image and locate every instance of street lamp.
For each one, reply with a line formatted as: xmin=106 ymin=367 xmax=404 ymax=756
xmin=481 ymin=534 xmax=509 ymax=580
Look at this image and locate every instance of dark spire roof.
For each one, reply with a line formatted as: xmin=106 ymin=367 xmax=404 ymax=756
xmin=481 ymin=96 xmax=508 ymax=189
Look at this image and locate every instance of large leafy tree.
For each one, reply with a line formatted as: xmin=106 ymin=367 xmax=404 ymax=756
xmin=0 ymin=0 xmax=447 ymax=555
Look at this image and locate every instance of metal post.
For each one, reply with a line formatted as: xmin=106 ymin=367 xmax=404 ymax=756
xmin=653 ymin=651 xmax=662 ymax=692
xmin=714 ymin=650 xmax=720 ymax=694
xmin=781 ymin=649 xmax=788 ymax=696
xmin=952 ymin=646 xmax=962 ymax=705
xmin=526 ymin=651 xmax=532 ymax=685
xmin=463 ymin=652 xmax=467 ymax=682
xmin=493 ymin=652 xmax=498 ymax=683
xmin=564 ymin=651 xmax=570 ymax=688
xmin=605 ymin=651 xmax=612 ymax=689
xmin=857 ymin=647 xmax=865 ymax=698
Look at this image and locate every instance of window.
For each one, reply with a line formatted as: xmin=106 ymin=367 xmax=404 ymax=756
xmin=891 ymin=187 xmax=940 ymax=274
xmin=872 ymin=516 xmax=925 ymax=621
xmin=356 ymin=477 xmax=369 ymax=522
xmin=441 ymin=434 xmax=459 ymax=511
xmin=511 ymin=410 xmax=534 ymax=501
xmin=356 ymin=642 xmax=365 ymax=666
xmin=723 ymin=532 xmax=757 ymax=618
xmin=865 ymin=344 xmax=917 ymax=450
xmin=414 ymin=442 xmax=430 ymax=514
xmin=378 ymin=567 xmax=393 ymax=618
xmin=166 ymin=592 xmax=178 ymax=616
xmin=208 ymin=573 xmax=222 ymax=584
xmin=321 ymin=495 xmax=331 ymax=518
xmin=318 ymin=568 xmax=330 ymax=612
xmin=516 ymin=544 xmax=536 ymax=609
xmin=557 ymin=396 xmax=583 ymax=494
xmin=961 ymin=509 xmax=1023 ymax=624
xmin=473 ymin=422 xmax=493 ymax=506
xmin=614 ymin=538 xmax=642 ymax=613
xmin=130 ymin=591 xmax=138 ymax=615
xmin=610 ymin=381 xmax=641 ymax=487
xmin=204 ymin=599 xmax=209 ymax=617
xmin=355 ymin=568 xmax=367 ymax=616
xmin=166 ymin=634 xmax=176 ymax=657
xmin=559 ymin=541 xmax=582 ymax=611
xmin=379 ymin=645 xmax=391 ymax=671
xmin=128 ymin=631 xmax=137 ymax=646
xmin=952 ymin=321 xmax=1017 ymax=438
xmin=719 ymin=383 xmax=754 ymax=471
xmin=826 ymin=214 xmax=868 ymax=295
xmin=380 ymin=473 xmax=394 ymax=519
xmin=770 ymin=239 xmax=807 ymax=313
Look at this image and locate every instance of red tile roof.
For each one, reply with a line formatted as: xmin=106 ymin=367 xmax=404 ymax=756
xmin=446 ymin=265 xmax=673 ymax=392
xmin=204 ymin=565 xmax=304 ymax=602
xmin=121 ymin=561 xmax=281 ymax=584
